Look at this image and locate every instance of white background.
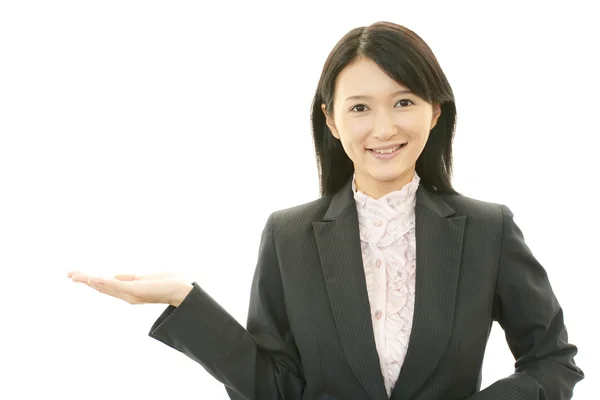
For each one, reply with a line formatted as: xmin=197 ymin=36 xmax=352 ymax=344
xmin=1 ymin=1 xmax=598 ymax=399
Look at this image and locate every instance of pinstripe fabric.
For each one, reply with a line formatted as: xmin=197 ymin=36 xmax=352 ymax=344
xmin=148 ymin=179 xmax=584 ymax=399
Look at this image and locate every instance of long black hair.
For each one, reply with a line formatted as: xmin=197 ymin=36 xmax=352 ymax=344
xmin=311 ymin=21 xmax=459 ymax=197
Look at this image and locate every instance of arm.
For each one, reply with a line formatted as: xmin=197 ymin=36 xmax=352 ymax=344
xmin=466 ymin=205 xmax=584 ymax=400
xmin=148 ymin=213 xmax=305 ymax=399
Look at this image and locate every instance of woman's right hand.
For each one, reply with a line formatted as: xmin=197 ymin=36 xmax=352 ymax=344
xmin=67 ymin=271 xmax=194 ymax=306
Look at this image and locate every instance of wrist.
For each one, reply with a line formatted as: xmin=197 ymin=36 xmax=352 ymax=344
xmin=170 ymin=283 xmax=193 ymax=307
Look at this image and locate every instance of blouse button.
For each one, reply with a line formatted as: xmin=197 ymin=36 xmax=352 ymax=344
xmin=374 ymin=310 xmax=382 ymax=320
xmin=373 ymin=220 xmax=382 ymax=227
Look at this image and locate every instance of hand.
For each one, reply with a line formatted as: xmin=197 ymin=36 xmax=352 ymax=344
xmin=67 ymin=271 xmax=194 ymax=307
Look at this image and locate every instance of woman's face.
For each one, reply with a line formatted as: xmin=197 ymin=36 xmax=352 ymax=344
xmin=322 ymin=57 xmax=441 ymax=199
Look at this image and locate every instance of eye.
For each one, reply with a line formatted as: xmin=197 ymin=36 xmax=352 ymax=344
xmin=350 ymin=104 xmax=369 ymax=112
xmin=396 ymin=99 xmax=414 ymax=107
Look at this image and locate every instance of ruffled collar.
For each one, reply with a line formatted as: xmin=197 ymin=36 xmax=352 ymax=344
xmin=352 ymin=172 xmax=420 ymax=211
xmin=352 ymin=172 xmax=420 ymax=245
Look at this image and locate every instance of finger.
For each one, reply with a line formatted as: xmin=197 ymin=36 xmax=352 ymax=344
xmin=70 ymin=272 xmax=91 ymax=283
xmin=87 ymin=281 xmax=129 ymax=302
xmin=88 ymin=277 xmax=133 ymax=299
xmin=89 ymin=276 xmax=127 ymax=290
xmin=67 ymin=270 xmax=81 ymax=278
xmin=114 ymin=274 xmax=143 ymax=281
xmin=81 ymin=276 xmax=153 ymax=305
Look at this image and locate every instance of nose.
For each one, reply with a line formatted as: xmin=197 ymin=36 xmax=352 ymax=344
xmin=372 ymin=110 xmax=397 ymax=141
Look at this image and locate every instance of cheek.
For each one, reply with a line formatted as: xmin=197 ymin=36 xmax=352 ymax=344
xmin=395 ymin=114 xmax=430 ymax=141
xmin=341 ymin=119 xmax=371 ymax=145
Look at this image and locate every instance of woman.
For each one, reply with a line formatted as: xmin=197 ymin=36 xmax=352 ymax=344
xmin=68 ymin=21 xmax=584 ymax=399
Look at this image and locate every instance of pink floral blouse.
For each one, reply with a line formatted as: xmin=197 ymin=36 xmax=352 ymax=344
xmin=352 ymin=172 xmax=420 ymax=397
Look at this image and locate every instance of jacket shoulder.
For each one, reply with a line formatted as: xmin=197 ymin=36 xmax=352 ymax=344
xmin=438 ymin=191 xmax=505 ymax=222
xmin=270 ymin=196 xmax=331 ymax=229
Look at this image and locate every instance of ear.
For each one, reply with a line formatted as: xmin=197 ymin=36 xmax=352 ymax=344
xmin=430 ymin=102 xmax=442 ymax=130
xmin=321 ymin=104 xmax=340 ymax=139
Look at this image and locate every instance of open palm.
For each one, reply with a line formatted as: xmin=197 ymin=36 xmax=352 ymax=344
xmin=67 ymin=271 xmax=193 ymax=306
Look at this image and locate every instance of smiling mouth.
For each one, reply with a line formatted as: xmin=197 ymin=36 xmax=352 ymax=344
xmin=367 ymin=143 xmax=407 ymax=154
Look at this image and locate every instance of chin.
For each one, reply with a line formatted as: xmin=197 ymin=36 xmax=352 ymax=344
xmin=370 ymin=172 xmax=406 ymax=183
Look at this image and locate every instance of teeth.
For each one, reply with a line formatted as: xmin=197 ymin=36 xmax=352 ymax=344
xmin=373 ymin=145 xmax=401 ymax=154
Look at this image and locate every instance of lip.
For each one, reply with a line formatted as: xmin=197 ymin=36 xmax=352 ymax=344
xmin=368 ymin=143 xmax=407 ymax=151
xmin=367 ymin=143 xmax=406 ymax=160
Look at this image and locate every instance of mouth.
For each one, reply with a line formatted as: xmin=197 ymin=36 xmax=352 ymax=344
xmin=367 ymin=143 xmax=407 ymax=159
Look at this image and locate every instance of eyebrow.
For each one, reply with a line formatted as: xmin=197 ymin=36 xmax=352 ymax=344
xmin=344 ymin=89 xmax=413 ymax=102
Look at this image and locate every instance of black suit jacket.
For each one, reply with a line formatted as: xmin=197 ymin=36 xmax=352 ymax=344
xmin=149 ymin=180 xmax=584 ymax=399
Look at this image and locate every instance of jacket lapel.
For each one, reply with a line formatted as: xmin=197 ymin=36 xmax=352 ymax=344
xmin=313 ymin=178 xmax=466 ymax=400
xmin=313 ymin=178 xmax=388 ymax=400
xmin=390 ymin=185 xmax=466 ymax=400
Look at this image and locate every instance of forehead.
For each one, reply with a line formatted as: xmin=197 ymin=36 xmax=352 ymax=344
xmin=335 ymin=57 xmax=409 ymax=99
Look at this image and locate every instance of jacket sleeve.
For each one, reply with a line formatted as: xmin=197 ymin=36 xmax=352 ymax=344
xmin=466 ymin=205 xmax=584 ymax=400
xmin=148 ymin=213 xmax=305 ymax=399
